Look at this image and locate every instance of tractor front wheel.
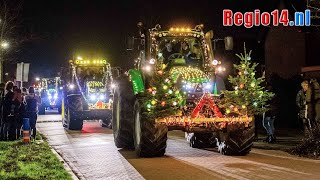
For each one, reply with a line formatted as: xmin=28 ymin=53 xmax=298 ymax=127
xmin=112 ymin=76 xmax=135 ymax=149
xmin=64 ymin=95 xmax=83 ymax=130
xmin=133 ymin=100 xmax=168 ymax=157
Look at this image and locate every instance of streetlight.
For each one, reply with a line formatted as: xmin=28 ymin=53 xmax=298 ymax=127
xmin=211 ymin=59 xmax=224 ymax=95
xmin=0 ymin=41 xmax=9 ymax=83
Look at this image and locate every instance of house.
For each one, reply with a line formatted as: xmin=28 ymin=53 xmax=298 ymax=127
xmin=263 ymin=0 xmax=320 ymax=80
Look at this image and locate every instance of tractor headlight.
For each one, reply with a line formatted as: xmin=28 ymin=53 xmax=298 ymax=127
xmin=69 ymin=84 xmax=75 ymax=89
xmin=99 ymin=94 xmax=105 ymax=100
xmin=54 ymin=94 xmax=58 ymax=99
xmin=204 ymin=84 xmax=212 ymax=90
xmin=185 ymin=83 xmax=192 ymax=90
xmin=90 ymin=94 xmax=96 ymax=101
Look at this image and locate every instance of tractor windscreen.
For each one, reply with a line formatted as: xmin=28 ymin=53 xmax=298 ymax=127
xmin=76 ymin=67 xmax=105 ymax=82
xmin=156 ymin=37 xmax=204 ymax=67
xmin=76 ymin=66 xmax=106 ymax=96
xmin=47 ymin=80 xmax=56 ymax=90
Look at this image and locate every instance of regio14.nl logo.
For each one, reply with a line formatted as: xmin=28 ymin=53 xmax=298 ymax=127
xmin=223 ymin=9 xmax=311 ymax=28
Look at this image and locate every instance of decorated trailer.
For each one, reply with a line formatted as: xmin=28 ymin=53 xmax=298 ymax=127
xmin=112 ymin=23 xmax=273 ymax=157
xmin=62 ymin=58 xmax=119 ymax=130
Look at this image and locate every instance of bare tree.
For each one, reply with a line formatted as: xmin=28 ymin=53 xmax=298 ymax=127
xmin=0 ymin=0 xmax=23 ymax=83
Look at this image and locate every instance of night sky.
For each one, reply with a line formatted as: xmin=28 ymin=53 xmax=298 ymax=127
xmin=16 ymin=0 xmax=305 ymax=78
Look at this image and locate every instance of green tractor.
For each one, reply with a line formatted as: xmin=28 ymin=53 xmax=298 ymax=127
xmin=62 ymin=58 xmax=119 ymax=130
xmin=113 ymin=23 xmax=255 ymax=157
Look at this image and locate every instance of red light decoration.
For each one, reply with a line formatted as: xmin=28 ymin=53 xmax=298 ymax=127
xmin=191 ymin=93 xmax=223 ymax=118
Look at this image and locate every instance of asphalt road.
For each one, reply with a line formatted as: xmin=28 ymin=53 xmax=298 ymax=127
xmin=37 ymin=114 xmax=320 ymax=180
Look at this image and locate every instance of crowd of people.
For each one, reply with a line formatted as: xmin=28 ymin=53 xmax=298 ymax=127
xmin=0 ymin=81 xmax=41 ymax=141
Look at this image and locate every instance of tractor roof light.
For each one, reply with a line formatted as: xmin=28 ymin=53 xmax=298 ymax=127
xmin=74 ymin=59 xmax=107 ymax=65
xmin=169 ymin=27 xmax=192 ymax=32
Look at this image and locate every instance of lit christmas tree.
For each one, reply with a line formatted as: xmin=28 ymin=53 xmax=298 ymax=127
xmin=140 ymin=66 xmax=184 ymax=120
xmin=220 ymin=45 xmax=274 ymax=117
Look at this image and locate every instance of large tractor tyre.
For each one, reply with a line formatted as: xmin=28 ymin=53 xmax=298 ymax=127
xmin=217 ymin=126 xmax=255 ymax=156
xmin=189 ymin=133 xmax=217 ymax=148
xmin=65 ymin=95 xmax=83 ymax=130
xmin=112 ymin=76 xmax=135 ymax=149
xmin=134 ymin=100 xmax=168 ymax=157
xmin=38 ymin=105 xmax=46 ymax=115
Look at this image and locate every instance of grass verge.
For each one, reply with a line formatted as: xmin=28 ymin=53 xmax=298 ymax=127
xmin=0 ymin=136 xmax=72 ymax=180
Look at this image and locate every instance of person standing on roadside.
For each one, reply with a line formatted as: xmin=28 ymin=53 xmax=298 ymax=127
xmin=24 ymin=87 xmax=41 ymax=140
xmin=297 ymin=80 xmax=311 ymax=136
xmin=12 ymin=88 xmax=25 ymax=139
xmin=263 ymin=85 xmax=279 ymax=143
xmin=1 ymin=81 xmax=14 ymax=141
xmin=307 ymin=79 xmax=320 ymax=129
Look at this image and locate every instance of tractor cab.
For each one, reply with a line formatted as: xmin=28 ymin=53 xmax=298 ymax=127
xmin=157 ymin=36 xmax=204 ymax=68
xmin=69 ymin=59 xmax=112 ymax=110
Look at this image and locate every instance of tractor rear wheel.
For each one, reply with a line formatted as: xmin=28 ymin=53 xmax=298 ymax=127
xmin=217 ymin=126 xmax=255 ymax=156
xmin=112 ymin=76 xmax=135 ymax=149
xmin=133 ymin=100 xmax=168 ymax=157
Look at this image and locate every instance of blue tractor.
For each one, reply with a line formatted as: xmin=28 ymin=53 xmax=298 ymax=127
xmin=39 ymin=77 xmax=63 ymax=115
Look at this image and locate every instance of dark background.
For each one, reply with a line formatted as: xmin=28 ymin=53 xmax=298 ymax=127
xmin=18 ymin=0 xmax=303 ymax=77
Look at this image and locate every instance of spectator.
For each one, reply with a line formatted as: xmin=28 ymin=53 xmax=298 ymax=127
xmin=24 ymin=87 xmax=41 ymax=140
xmin=263 ymin=85 xmax=279 ymax=143
xmin=1 ymin=81 xmax=14 ymax=141
xmin=12 ymin=88 xmax=25 ymax=139
xmin=296 ymin=80 xmax=311 ymax=136
xmin=307 ymin=79 xmax=320 ymax=128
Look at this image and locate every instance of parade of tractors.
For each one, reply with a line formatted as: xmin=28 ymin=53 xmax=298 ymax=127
xmin=39 ymin=23 xmax=273 ymax=158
